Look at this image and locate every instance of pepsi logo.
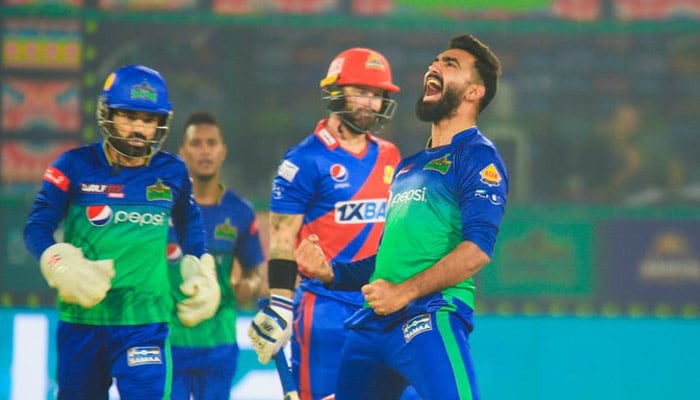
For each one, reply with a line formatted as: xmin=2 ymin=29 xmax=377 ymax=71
xmin=329 ymin=163 xmax=348 ymax=183
xmin=86 ymin=205 xmax=113 ymax=226
xmin=166 ymin=243 xmax=182 ymax=263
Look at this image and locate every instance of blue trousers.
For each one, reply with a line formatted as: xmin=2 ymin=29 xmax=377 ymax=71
xmin=56 ymin=322 xmax=170 ymax=400
xmin=335 ymin=295 xmax=479 ymax=400
xmin=170 ymin=343 xmax=239 ymax=400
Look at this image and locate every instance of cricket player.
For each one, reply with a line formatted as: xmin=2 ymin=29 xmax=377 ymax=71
xmin=24 ymin=65 xmax=219 ymax=399
xmin=168 ymin=111 xmax=265 ymax=399
xmin=248 ymin=47 xmax=403 ymax=399
xmin=295 ymin=34 xmax=508 ymax=399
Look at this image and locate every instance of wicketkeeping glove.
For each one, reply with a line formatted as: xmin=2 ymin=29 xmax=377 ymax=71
xmin=40 ymin=243 xmax=115 ymax=309
xmin=177 ymin=253 xmax=221 ymax=327
xmin=247 ymin=295 xmax=294 ymax=364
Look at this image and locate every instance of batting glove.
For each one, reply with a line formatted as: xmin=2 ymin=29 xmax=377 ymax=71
xmin=40 ymin=243 xmax=114 ymax=308
xmin=177 ymin=253 xmax=221 ymax=327
xmin=248 ymin=295 xmax=294 ymax=364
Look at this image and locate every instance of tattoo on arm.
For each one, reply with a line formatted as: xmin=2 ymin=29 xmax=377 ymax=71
xmin=269 ymin=213 xmax=304 ymax=260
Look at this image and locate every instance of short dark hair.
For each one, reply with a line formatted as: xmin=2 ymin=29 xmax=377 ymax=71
xmin=182 ymin=111 xmax=224 ymax=146
xmin=183 ymin=111 xmax=218 ymax=131
xmin=449 ymin=34 xmax=502 ymax=112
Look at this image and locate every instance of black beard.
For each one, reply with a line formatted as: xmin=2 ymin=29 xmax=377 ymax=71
xmin=108 ymin=135 xmax=151 ymax=158
xmin=415 ymin=88 xmax=461 ymax=123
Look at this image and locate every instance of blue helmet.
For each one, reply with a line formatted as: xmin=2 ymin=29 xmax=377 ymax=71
xmin=97 ymin=65 xmax=173 ymax=159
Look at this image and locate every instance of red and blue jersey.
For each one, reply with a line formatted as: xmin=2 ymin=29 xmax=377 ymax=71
xmin=270 ymin=119 xmax=400 ymax=305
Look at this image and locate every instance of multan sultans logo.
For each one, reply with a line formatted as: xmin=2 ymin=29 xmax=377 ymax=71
xmin=127 ymin=346 xmax=162 ymax=367
xmin=215 ymin=218 xmax=238 ymax=242
xmin=423 ymin=154 xmax=452 ymax=175
xmin=146 ymin=179 xmax=172 ymax=201
xmin=402 ymin=313 xmax=432 ymax=343
xmin=130 ymin=81 xmax=158 ymax=103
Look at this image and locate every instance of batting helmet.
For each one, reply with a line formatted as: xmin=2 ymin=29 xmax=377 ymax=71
xmin=97 ymin=65 xmax=173 ymax=159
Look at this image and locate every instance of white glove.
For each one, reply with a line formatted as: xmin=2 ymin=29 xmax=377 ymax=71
xmin=177 ymin=253 xmax=221 ymax=327
xmin=40 ymin=243 xmax=114 ymax=308
xmin=247 ymin=295 xmax=294 ymax=364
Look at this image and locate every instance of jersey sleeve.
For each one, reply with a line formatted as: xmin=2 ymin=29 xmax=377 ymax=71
xmin=24 ymin=151 xmax=77 ymax=260
xmin=171 ymin=163 xmax=206 ymax=257
xmin=270 ymin=147 xmax=318 ymax=215
xmin=329 ymin=255 xmax=376 ymax=291
xmin=235 ymin=199 xmax=265 ymax=270
xmin=456 ymin=144 xmax=509 ymax=257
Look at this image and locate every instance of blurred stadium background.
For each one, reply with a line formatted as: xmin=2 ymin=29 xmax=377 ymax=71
xmin=1 ymin=0 xmax=699 ymax=399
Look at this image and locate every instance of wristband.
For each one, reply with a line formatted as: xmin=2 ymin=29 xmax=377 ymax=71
xmin=267 ymin=259 xmax=298 ymax=291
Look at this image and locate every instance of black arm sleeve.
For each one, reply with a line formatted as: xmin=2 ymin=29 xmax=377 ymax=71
xmin=328 ymin=255 xmax=376 ymax=291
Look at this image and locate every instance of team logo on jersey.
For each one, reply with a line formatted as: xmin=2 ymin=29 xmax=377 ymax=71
xmin=166 ymin=243 xmax=182 ymax=263
xmin=86 ymin=205 xmax=113 ymax=226
xmin=215 ymin=218 xmax=238 ymax=242
xmin=423 ymin=154 xmax=452 ymax=175
xmin=146 ymin=179 xmax=172 ymax=201
xmin=127 ymin=346 xmax=162 ymax=367
xmin=402 ymin=313 xmax=432 ymax=343
xmin=43 ymin=167 xmax=69 ymax=191
xmin=330 ymin=163 xmax=349 ymax=183
xmin=479 ymin=163 xmax=502 ymax=187
xmin=383 ymin=165 xmax=395 ymax=184
xmin=335 ymin=199 xmax=387 ymax=224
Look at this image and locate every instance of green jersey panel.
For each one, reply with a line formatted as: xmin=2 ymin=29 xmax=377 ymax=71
xmin=60 ymin=204 xmax=173 ymax=325
xmin=168 ymin=253 xmax=237 ymax=347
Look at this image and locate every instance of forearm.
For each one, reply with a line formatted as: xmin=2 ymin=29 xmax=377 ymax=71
xmin=268 ymin=212 xmax=301 ymax=260
xmin=399 ymin=241 xmax=490 ymax=302
xmin=267 ymin=212 xmax=303 ymax=296
xmin=233 ymin=262 xmax=263 ymax=304
xmin=24 ymin=193 xmax=65 ymax=260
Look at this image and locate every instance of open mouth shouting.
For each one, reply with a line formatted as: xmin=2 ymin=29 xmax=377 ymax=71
xmin=423 ymin=72 xmax=443 ymax=101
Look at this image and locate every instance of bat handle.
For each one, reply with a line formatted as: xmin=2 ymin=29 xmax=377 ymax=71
xmin=275 ymin=351 xmax=299 ymax=400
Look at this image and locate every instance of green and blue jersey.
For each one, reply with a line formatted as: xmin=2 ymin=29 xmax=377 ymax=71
xmin=167 ymin=189 xmax=264 ymax=347
xmin=373 ymin=127 xmax=508 ymax=309
xmin=24 ymin=141 xmax=206 ymax=325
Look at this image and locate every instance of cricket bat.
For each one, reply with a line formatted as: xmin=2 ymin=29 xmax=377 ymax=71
xmin=274 ymin=350 xmax=299 ymax=400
